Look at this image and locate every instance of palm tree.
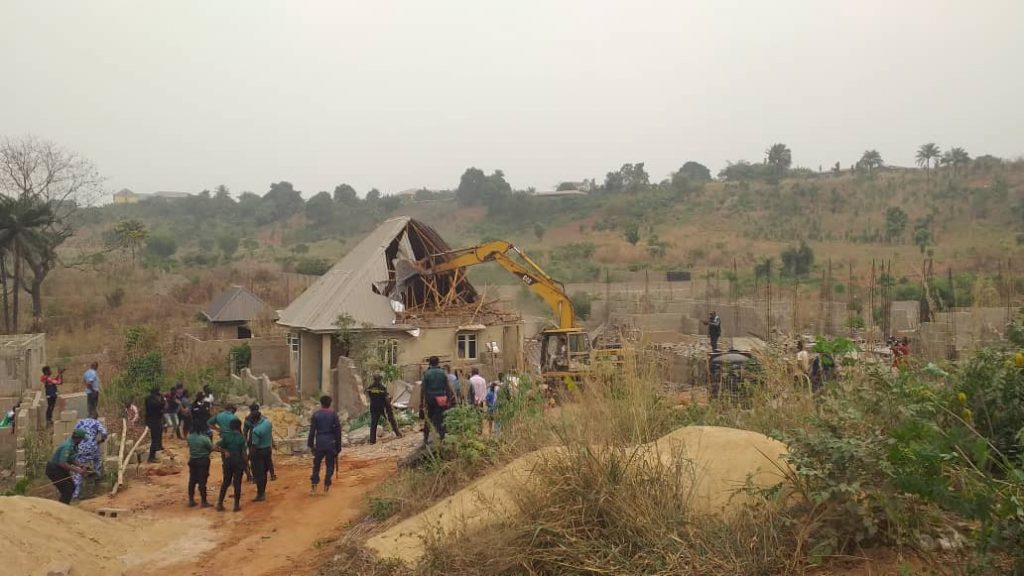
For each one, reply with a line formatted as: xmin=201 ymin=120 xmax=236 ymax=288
xmin=0 ymin=194 xmax=55 ymax=332
xmin=941 ymin=147 xmax=971 ymax=177
xmin=765 ymin=143 xmax=792 ymax=172
xmin=858 ymin=150 xmax=884 ymax=173
xmin=916 ymin=143 xmax=941 ymax=171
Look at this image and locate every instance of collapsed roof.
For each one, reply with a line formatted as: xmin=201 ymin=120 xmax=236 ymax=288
xmin=277 ymin=217 xmax=488 ymax=333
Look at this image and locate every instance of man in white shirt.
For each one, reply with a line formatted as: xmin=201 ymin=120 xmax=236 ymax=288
xmin=796 ymin=340 xmax=811 ymax=374
xmin=468 ymin=368 xmax=488 ymax=408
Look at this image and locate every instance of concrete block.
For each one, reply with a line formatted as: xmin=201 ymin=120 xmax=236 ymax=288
xmin=15 ymin=448 xmax=25 ymax=461
xmin=59 ymin=410 xmax=77 ymax=422
xmin=59 ymin=392 xmax=87 ymax=418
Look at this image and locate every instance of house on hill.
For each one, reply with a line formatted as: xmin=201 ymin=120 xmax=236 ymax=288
xmin=277 ymin=216 xmax=523 ymax=394
xmin=203 ymin=286 xmax=276 ymax=340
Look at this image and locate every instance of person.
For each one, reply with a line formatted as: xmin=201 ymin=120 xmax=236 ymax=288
xmin=244 ymin=407 xmax=276 ymax=481
xmin=796 ymin=340 xmax=811 ymax=375
xmin=71 ymin=417 xmax=108 ymax=500
xmin=215 ymin=419 xmax=247 ymax=512
xmin=702 ymin=311 xmax=722 ymax=351
xmin=366 ymin=375 xmax=401 ymax=444
xmin=187 ymin=426 xmax=214 ymax=508
xmin=175 ymin=383 xmax=192 ymax=436
xmin=47 ymin=429 xmax=87 ymax=504
xmin=897 ymin=337 xmax=910 ymax=367
xmin=122 ymin=400 xmax=139 ymax=427
xmin=144 ymin=386 xmax=166 ymax=462
xmin=444 ymin=365 xmax=461 ymax=404
xmin=202 ymin=384 xmax=215 ymax=406
xmin=247 ymin=403 xmax=273 ymax=502
xmin=468 ymin=368 xmax=487 ymax=409
xmin=420 ymin=356 xmax=455 ymax=444
xmin=164 ymin=385 xmax=183 ymax=439
xmin=0 ymin=401 xmax=17 ymax=429
xmin=190 ymin=391 xmax=211 ymax=437
xmin=41 ymin=366 xmax=64 ymax=426
xmin=485 ymin=382 xmax=499 ymax=434
xmin=208 ymin=403 xmax=239 ymax=437
xmin=83 ymin=362 xmax=101 ymax=419
xmin=308 ymin=395 xmax=342 ymax=495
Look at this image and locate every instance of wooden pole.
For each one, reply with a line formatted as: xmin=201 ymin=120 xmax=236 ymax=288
xmin=112 ymin=427 xmax=149 ymax=496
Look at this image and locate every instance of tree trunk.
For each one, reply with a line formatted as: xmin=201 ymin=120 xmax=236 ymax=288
xmin=28 ymin=277 xmax=43 ymax=332
xmin=12 ymin=241 xmax=20 ymax=334
xmin=0 ymin=254 xmax=9 ymax=334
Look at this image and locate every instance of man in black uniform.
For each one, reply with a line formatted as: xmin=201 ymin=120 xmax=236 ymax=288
xmin=366 ymin=375 xmax=402 ymax=444
xmin=420 ymin=356 xmax=455 ymax=444
xmin=144 ymin=386 xmax=165 ymax=462
xmin=307 ymin=395 xmax=342 ymax=495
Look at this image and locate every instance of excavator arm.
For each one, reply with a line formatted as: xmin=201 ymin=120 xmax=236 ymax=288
xmin=414 ymin=240 xmax=576 ymax=330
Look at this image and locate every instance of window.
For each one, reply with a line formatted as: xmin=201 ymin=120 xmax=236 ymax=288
xmin=377 ymin=338 xmax=399 ymax=366
xmin=288 ymin=334 xmax=300 ymax=353
xmin=456 ymin=333 xmax=477 ymax=360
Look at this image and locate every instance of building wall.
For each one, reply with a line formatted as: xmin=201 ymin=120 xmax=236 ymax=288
xmin=182 ymin=334 xmax=289 ymax=379
xmin=289 ymin=322 xmax=525 ymax=394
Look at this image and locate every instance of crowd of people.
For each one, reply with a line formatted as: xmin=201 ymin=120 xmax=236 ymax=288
xmin=41 ymin=358 xmax=519 ymax=508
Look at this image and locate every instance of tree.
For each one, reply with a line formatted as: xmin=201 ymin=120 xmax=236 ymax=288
xmin=333 ymin=183 xmax=358 ymax=205
xmin=0 ymin=136 xmax=103 ymax=329
xmin=942 ymin=147 xmax=971 ymax=176
xmin=765 ymin=143 xmax=792 ymax=172
xmin=146 ymin=233 xmax=178 ymax=259
xmin=217 ymin=235 xmax=239 ymax=259
xmin=0 ymin=195 xmax=54 ymax=332
xmin=533 ymin=222 xmax=546 ymax=241
xmin=604 ymin=163 xmax=649 ymax=193
xmin=259 ymin=181 xmax=304 ymax=224
xmin=915 ymin=143 xmax=941 ymax=171
xmin=624 ymin=222 xmax=641 ymax=245
xmin=858 ymin=150 xmax=884 ymax=172
xmin=365 ymin=188 xmax=382 ymax=202
xmin=885 ymin=207 xmax=908 ymax=242
xmin=455 ymin=168 xmax=511 ymax=207
xmin=780 ymin=241 xmax=814 ymax=277
xmin=305 ymin=191 xmax=335 ymax=226
xmin=677 ymin=161 xmax=712 ymax=182
xmin=112 ymin=219 xmax=149 ymax=267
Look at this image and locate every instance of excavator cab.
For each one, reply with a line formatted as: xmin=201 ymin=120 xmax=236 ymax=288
xmin=540 ymin=328 xmax=591 ymax=377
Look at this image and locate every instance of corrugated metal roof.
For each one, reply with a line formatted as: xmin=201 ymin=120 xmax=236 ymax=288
xmin=203 ymin=286 xmax=273 ymax=323
xmin=277 ymin=217 xmax=414 ymax=332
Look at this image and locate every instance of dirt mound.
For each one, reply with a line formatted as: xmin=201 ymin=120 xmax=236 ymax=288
xmin=1 ymin=496 xmax=136 ymax=575
xmin=365 ymin=426 xmax=790 ymax=564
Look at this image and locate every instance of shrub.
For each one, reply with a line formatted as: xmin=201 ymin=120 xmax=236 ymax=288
xmin=570 ymin=292 xmax=592 ymax=320
xmin=105 ymin=287 xmax=125 ymax=309
xmin=295 ymin=257 xmax=331 ymax=276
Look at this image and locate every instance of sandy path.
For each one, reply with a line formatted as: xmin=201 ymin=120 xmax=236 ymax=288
xmin=78 ymin=433 xmax=417 ymax=576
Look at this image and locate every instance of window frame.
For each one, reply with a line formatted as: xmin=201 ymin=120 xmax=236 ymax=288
xmin=456 ymin=332 xmax=478 ymax=360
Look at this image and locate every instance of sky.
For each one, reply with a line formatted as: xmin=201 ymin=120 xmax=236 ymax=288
xmin=1 ymin=0 xmax=1022 ymax=199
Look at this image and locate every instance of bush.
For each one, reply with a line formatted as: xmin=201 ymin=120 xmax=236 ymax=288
xmin=570 ymin=292 xmax=592 ymax=320
xmin=105 ymin=287 xmax=125 ymax=309
xmin=295 ymin=257 xmax=331 ymax=276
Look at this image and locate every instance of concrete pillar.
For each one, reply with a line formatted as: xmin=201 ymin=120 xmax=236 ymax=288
xmin=321 ymin=334 xmax=332 ymax=393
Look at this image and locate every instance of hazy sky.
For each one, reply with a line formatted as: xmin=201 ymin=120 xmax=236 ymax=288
xmin=1 ymin=1 xmax=1022 ymax=199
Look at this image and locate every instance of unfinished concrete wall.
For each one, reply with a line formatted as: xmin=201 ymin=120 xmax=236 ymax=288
xmin=250 ymin=338 xmax=289 ymax=379
xmin=332 ymin=357 xmax=368 ymax=417
xmin=230 ymin=368 xmax=285 ymax=407
xmin=0 ymin=334 xmax=46 ymax=396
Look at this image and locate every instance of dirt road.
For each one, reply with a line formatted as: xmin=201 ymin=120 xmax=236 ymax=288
xmin=80 ymin=433 xmax=417 ymax=576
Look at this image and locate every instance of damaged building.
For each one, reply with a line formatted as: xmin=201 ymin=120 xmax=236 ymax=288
xmin=277 ymin=216 xmax=524 ymax=394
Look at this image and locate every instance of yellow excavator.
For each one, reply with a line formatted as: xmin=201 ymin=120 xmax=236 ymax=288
xmin=410 ymin=240 xmax=594 ymax=385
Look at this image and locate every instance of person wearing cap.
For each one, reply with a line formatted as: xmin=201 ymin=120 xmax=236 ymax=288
xmin=208 ymin=403 xmax=240 ymax=437
xmin=420 ymin=356 xmax=455 ymax=444
xmin=47 ymin=429 xmax=88 ymax=504
xmin=144 ymin=386 xmax=166 ymax=462
xmin=215 ymin=418 xmax=247 ymax=512
xmin=307 ymin=395 xmax=341 ymax=495
xmin=71 ymin=416 xmax=108 ymax=500
xmin=189 ymin=390 xmax=212 ymax=437
xmin=247 ymin=403 xmax=274 ymax=502
xmin=244 ymin=403 xmax=276 ymax=481
xmin=366 ymin=375 xmax=402 ymax=444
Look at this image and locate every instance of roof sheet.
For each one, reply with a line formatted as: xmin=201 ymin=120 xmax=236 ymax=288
xmin=277 ymin=217 xmax=414 ymax=332
xmin=203 ymin=286 xmax=272 ymax=323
